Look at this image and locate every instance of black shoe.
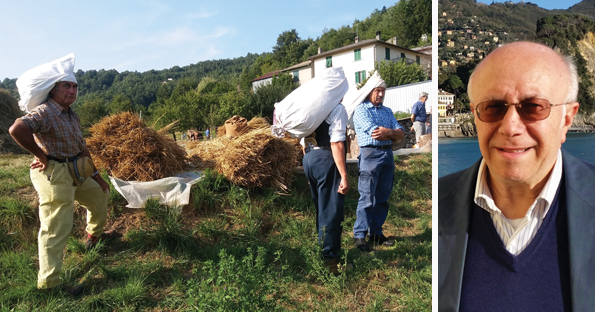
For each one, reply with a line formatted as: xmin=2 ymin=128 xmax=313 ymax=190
xmin=369 ymin=234 xmax=395 ymax=247
xmin=354 ymin=238 xmax=371 ymax=252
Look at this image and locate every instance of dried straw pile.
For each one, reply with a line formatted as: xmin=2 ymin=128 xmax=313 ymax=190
xmin=187 ymin=117 xmax=300 ymax=190
xmin=0 ymin=89 xmax=27 ymax=154
xmin=87 ymin=112 xmax=187 ymax=181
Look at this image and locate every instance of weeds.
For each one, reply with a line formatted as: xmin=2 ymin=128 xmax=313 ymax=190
xmin=0 ymin=153 xmax=432 ymax=311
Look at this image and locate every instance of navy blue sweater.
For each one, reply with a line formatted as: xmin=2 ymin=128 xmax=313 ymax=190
xmin=459 ymin=187 xmax=572 ymax=311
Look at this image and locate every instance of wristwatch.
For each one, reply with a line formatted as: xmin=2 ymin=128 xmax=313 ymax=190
xmin=91 ymin=171 xmax=99 ymax=178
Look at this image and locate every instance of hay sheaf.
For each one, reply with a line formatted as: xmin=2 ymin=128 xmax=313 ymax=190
xmin=187 ymin=117 xmax=300 ymax=190
xmin=0 ymin=89 xmax=27 ymax=154
xmin=87 ymin=112 xmax=187 ymax=181
xmin=216 ymin=128 xmax=299 ymax=190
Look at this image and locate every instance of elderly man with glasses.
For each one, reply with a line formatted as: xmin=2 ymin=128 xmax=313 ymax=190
xmin=438 ymin=42 xmax=595 ymax=311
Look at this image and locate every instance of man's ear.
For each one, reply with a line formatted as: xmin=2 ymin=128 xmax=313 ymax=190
xmin=560 ymin=102 xmax=579 ymax=144
xmin=563 ymin=102 xmax=579 ymax=128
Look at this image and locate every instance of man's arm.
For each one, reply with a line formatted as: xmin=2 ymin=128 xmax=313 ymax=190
xmin=371 ymin=127 xmax=404 ymax=141
xmin=330 ymin=142 xmax=349 ymax=195
xmin=81 ymin=146 xmax=110 ymax=193
xmin=9 ymin=120 xmax=48 ymax=171
xmin=410 ymin=113 xmax=416 ymax=122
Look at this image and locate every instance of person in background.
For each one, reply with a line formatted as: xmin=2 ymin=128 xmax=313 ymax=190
xmin=410 ymin=92 xmax=428 ymax=145
xmin=9 ymin=54 xmax=115 ymax=295
xmin=352 ymin=73 xmax=404 ymax=252
xmin=205 ymin=128 xmax=211 ymax=140
xmin=439 ymin=42 xmax=595 ymax=311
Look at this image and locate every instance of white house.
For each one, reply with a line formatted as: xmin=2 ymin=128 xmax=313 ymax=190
xmin=252 ymin=61 xmax=313 ymax=91
xmin=438 ymin=90 xmax=455 ymax=116
xmin=308 ymin=31 xmax=431 ymax=89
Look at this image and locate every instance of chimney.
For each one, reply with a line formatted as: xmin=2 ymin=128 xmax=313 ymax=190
xmin=392 ymin=37 xmax=398 ymax=45
xmin=355 ymin=36 xmax=359 ymax=43
xmin=317 ymin=47 xmax=322 ymax=54
xmin=376 ymin=31 xmax=381 ymax=40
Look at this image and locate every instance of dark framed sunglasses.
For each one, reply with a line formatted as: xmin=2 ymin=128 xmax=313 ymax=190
xmin=473 ymin=98 xmax=571 ymax=122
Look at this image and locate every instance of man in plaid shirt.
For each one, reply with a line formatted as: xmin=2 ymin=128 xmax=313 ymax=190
xmin=352 ymin=75 xmax=404 ymax=252
xmin=9 ymin=55 xmax=112 ymax=295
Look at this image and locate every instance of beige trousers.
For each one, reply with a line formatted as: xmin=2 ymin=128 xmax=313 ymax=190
xmin=30 ymin=160 xmax=108 ymax=289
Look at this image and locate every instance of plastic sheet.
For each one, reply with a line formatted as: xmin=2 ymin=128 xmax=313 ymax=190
xmin=109 ymin=171 xmax=203 ymax=209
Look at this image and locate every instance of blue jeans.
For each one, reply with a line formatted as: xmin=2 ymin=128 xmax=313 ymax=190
xmin=303 ymin=149 xmax=344 ymax=258
xmin=353 ymin=147 xmax=395 ymax=238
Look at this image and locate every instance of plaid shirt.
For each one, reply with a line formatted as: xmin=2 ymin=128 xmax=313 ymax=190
xmin=18 ymin=98 xmax=86 ymax=158
xmin=353 ymin=99 xmax=402 ymax=147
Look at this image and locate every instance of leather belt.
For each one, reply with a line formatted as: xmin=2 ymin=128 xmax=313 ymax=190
xmin=47 ymin=152 xmax=83 ymax=163
xmin=362 ymin=145 xmax=391 ymax=150
xmin=305 ymin=146 xmax=331 ymax=153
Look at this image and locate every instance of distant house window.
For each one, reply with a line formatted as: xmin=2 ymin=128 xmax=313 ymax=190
xmin=355 ymin=70 xmax=366 ymax=84
xmin=354 ymin=49 xmax=361 ymax=61
xmin=416 ymin=56 xmax=420 ymax=65
xmin=293 ymin=70 xmax=299 ymax=82
xmin=385 ymin=48 xmax=390 ymax=60
xmin=401 ymin=52 xmax=406 ymax=61
xmin=326 ymin=56 xmax=332 ymax=68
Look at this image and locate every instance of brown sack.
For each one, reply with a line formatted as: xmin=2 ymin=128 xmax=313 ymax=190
xmin=67 ymin=156 xmax=94 ymax=186
xmin=225 ymin=115 xmax=248 ymax=137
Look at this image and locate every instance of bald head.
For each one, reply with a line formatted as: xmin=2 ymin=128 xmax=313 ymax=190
xmin=468 ymin=42 xmax=578 ymax=104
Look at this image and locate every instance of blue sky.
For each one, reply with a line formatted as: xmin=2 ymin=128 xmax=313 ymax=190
xmin=1 ymin=0 xmax=393 ymax=80
xmin=0 ymin=0 xmax=585 ymax=80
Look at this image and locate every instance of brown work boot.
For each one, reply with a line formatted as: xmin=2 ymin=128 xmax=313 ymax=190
xmin=41 ymin=283 xmax=84 ymax=296
xmin=324 ymin=257 xmax=340 ymax=276
xmin=85 ymin=230 xmax=117 ymax=250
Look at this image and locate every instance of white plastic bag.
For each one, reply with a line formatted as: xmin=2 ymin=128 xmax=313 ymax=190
xmin=109 ymin=171 xmax=203 ymax=209
xmin=272 ymin=67 xmax=348 ymax=138
xmin=16 ymin=53 xmax=77 ymax=112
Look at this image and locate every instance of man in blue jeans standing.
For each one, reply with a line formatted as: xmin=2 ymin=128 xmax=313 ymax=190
xmin=352 ymin=74 xmax=404 ymax=252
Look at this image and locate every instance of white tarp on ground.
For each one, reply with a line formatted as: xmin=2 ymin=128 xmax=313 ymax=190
xmin=109 ymin=171 xmax=203 ymax=209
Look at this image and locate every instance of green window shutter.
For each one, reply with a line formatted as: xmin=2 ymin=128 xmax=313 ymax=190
xmin=416 ymin=56 xmax=421 ymax=65
xmin=362 ymin=71 xmax=366 ymax=80
xmin=355 ymin=72 xmax=360 ymax=84
xmin=293 ymin=70 xmax=299 ymax=82
xmin=385 ymin=48 xmax=390 ymax=60
xmin=354 ymin=49 xmax=361 ymax=61
xmin=326 ymin=56 xmax=332 ymax=68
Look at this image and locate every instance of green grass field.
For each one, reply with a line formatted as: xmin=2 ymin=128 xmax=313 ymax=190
xmin=0 ymin=152 xmax=431 ymax=311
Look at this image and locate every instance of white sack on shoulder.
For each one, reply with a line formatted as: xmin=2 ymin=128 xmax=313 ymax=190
xmin=16 ymin=53 xmax=77 ymax=112
xmin=273 ymin=67 xmax=348 ymax=138
xmin=342 ymin=71 xmax=387 ymax=128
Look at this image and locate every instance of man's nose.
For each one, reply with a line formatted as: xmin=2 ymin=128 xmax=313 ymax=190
xmin=498 ymin=105 xmax=525 ymax=136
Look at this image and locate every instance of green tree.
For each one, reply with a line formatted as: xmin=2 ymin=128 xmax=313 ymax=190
xmin=108 ymin=94 xmax=134 ymax=115
xmin=75 ymin=97 xmax=107 ymax=128
xmin=375 ymin=60 xmax=428 ymax=88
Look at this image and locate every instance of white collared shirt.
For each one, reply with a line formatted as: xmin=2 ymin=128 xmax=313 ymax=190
xmin=473 ymin=150 xmax=563 ymax=256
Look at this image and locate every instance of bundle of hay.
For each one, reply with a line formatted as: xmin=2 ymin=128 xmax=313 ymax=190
xmin=187 ymin=116 xmax=301 ymax=190
xmin=87 ymin=112 xmax=187 ymax=181
xmin=0 ymin=89 xmax=27 ymax=154
xmin=217 ymin=127 xmax=299 ymax=190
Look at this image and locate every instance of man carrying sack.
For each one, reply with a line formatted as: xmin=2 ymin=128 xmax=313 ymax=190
xmin=9 ymin=53 xmax=114 ymax=295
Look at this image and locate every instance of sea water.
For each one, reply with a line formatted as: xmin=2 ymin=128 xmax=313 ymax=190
xmin=438 ymin=132 xmax=595 ymax=177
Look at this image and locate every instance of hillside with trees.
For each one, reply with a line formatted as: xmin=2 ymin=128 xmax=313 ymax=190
xmin=438 ymin=0 xmax=595 ymax=115
xmin=0 ymin=0 xmax=431 ymax=133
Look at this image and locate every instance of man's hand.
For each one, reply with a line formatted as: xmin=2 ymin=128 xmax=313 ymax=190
xmin=93 ymin=175 xmax=110 ymax=193
xmin=338 ymin=176 xmax=349 ymax=195
xmin=372 ymin=127 xmax=395 ymax=141
xmin=30 ymin=155 xmax=48 ymax=172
